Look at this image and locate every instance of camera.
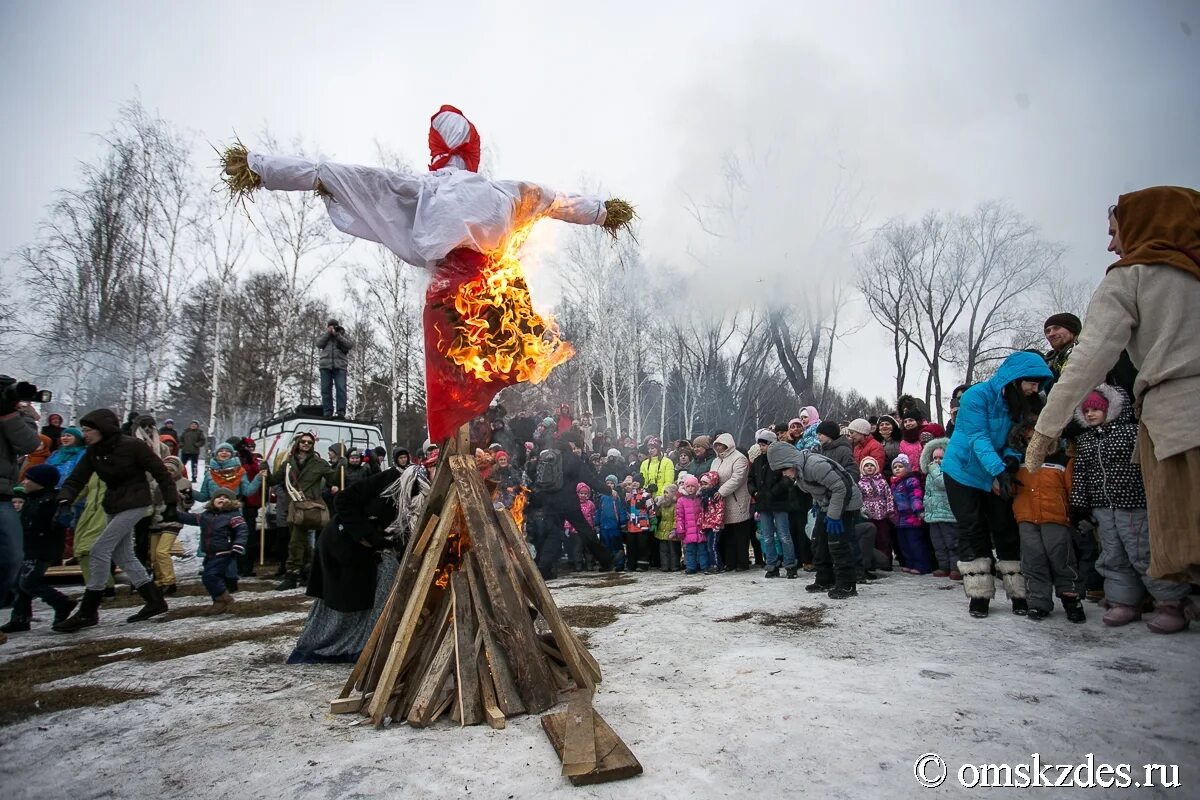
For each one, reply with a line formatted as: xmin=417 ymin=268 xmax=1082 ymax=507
xmin=0 ymin=375 xmax=53 ymax=413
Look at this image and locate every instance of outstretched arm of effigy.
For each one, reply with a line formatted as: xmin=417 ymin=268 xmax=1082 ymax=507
xmin=505 ymin=181 xmax=636 ymax=237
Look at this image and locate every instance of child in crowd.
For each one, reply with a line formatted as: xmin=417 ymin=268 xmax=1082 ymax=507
xmin=177 ymin=488 xmax=249 ymax=615
xmin=857 ymin=456 xmax=895 ymax=570
xmin=1009 ymin=437 xmax=1084 ymax=623
xmin=565 ymin=482 xmax=597 ymax=571
xmin=898 ymin=410 xmax=926 ymax=471
xmin=0 ymin=464 xmax=76 ymax=633
xmin=1071 ymin=386 xmax=1192 ymax=633
xmin=890 ymin=455 xmax=931 ymax=574
xmin=919 ymin=437 xmax=961 ymax=579
xmin=624 ymin=478 xmax=653 ymax=571
xmin=675 ymin=476 xmax=712 ymax=574
xmin=655 ymin=484 xmax=680 ymax=572
xmin=698 ymin=470 xmax=726 ymax=572
xmin=595 ymin=475 xmax=628 ymax=570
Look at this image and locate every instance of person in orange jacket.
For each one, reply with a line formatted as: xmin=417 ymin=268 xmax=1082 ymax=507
xmin=1010 ymin=411 xmax=1084 ymax=623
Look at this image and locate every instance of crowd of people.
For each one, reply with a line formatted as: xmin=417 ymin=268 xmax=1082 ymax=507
xmin=0 ymin=185 xmax=1196 ymax=653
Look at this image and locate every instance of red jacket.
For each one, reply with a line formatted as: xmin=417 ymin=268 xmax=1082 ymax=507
xmin=853 ymin=437 xmax=886 ymax=472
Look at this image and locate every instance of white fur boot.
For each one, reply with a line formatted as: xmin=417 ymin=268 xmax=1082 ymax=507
xmin=995 ymin=560 xmax=1027 ymax=600
xmin=957 ymin=557 xmax=995 ymax=600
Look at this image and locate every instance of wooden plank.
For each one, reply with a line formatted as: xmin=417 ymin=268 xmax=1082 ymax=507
xmin=366 ymin=489 xmax=458 ymax=726
xmin=541 ymin=707 xmax=643 ymax=786
xmin=476 ymin=626 xmax=505 ymax=730
xmin=431 ymin=683 xmax=456 ymax=723
xmin=450 ymin=456 xmax=557 ymax=713
xmin=538 ymin=636 xmax=566 ymax=665
xmin=353 ymin=511 xmax=441 ymax=697
xmin=451 ymin=572 xmax=483 ymax=726
xmin=407 ymin=625 xmax=457 ymax=727
xmin=495 ymin=507 xmax=598 ymax=692
xmin=395 ymin=589 xmax=452 ymax=718
xmin=329 ymin=695 xmax=365 ymax=714
xmin=560 ymin=692 xmax=598 ymax=777
xmin=465 ymin=552 xmax=525 ymax=717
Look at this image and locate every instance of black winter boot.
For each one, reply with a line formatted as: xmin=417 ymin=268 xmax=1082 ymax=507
xmin=805 ymin=581 xmax=834 ymax=593
xmin=0 ymin=618 xmax=30 ymax=633
xmin=53 ymin=597 xmax=78 ymax=625
xmin=785 ymin=566 xmax=799 ymax=579
xmin=827 ymin=585 xmax=858 ymax=599
xmin=54 ymin=589 xmax=104 ymax=632
xmin=1062 ymin=596 xmax=1086 ymax=624
xmin=1027 ymin=608 xmax=1049 ymax=620
xmin=969 ymin=598 xmax=990 ymax=618
xmin=227 ymin=578 xmax=240 ymax=593
xmin=1011 ymin=598 xmax=1029 ymax=616
xmin=127 ymin=581 xmax=169 ymax=622
xmin=764 ymin=565 xmax=781 ymax=579
xmin=275 ymin=572 xmax=300 ymax=591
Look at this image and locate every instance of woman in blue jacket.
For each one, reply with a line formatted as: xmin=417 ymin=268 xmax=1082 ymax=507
xmin=943 ymin=350 xmax=1052 ymax=619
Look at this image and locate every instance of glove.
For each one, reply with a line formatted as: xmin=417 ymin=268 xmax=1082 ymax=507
xmin=1024 ymin=430 xmax=1054 ymax=473
xmin=232 ymin=544 xmax=245 ymax=555
xmin=160 ymin=505 xmax=179 ymax=523
xmin=993 ymin=472 xmax=1015 ymax=502
xmin=1002 ymin=455 xmax=1021 ymax=475
xmin=825 ymin=517 xmax=844 ymax=535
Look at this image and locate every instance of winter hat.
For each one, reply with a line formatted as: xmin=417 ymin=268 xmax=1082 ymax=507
xmin=494 ymin=450 xmax=509 ymax=461
xmin=755 ymin=428 xmax=777 ymax=444
xmin=816 ymin=421 xmax=841 ymax=440
xmin=607 ymin=448 xmax=622 ymax=458
xmin=681 ymin=475 xmax=700 ymax=490
xmin=327 ymin=318 xmax=341 ymax=328
xmin=876 ymin=414 xmax=900 ymax=437
xmin=79 ymin=408 xmax=121 ymax=438
xmin=215 ymin=442 xmax=236 ymax=456
xmin=211 ymin=487 xmax=239 ymax=503
xmin=576 ymin=482 xmax=590 ymax=494
xmin=859 ymin=456 xmax=880 ymax=473
xmin=60 ymin=426 xmax=84 ymax=444
xmin=701 ymin=470 xmax=720 ymax=486
xmin=1081 ymin=390 xmax=1110 ymax=413
xmin=901 ymin=407 xmax=924 ymax=423
xmin=692 ymin=435 xmax=712 ymax=449
xmin=847 ymin=418 xmax=872 ymax=436
xmin=788 ymin=418 xmax=804 ymax=428
xmin=1044 ymin=312 xmax=1082 ymax=337
xmin=23 ymin=464 xmax=60 ymax=489
xmin=542 ymin=416 xmax=555 ymax=427
xmin=392 ymin=447 xmax=409 ymax=462
xmin=892 ymin=454 xmax=911 ymax=469
xmin=164 ymin=418 xmax=174 ymax=425
xmin=800 ymin=406 xmax=821 ymax=425
xmin=163 ymin=455 xmax=183 ymax=469
xmin=605 ymin=474 xmax=618 ymax=484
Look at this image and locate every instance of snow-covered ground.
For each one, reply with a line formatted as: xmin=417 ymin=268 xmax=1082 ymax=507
xmin=0 ymin=558 xmax=1195 ymax=799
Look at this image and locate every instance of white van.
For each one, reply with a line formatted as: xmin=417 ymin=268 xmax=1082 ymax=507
xmin=249 ymin=410 xmax=386 ymax=472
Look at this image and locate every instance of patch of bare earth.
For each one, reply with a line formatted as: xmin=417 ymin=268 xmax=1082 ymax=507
xmin=102 ymin=579 xmax=281 ymax=609
xmin=638 ymin=586 xmax=706 ymax=607
xmin=0 ymin=620 xmax=303 ymax=725
xmin=559 ymin=604 xmax=624 ymax=628
xmin=716 ymin=607 xmax=830 ymax=632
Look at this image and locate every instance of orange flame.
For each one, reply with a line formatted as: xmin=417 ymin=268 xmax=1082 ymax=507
xmin=444 ymin=222 xmax=575 ymax=385
xmin=434 ymin=507 xmax=473 ymax=589
xmin=510 ymin=486 xmax=529 ymax=530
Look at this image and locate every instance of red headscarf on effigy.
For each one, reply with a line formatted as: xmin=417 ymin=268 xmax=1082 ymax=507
xmin=422 ymin=106 xmax=520 ymax=443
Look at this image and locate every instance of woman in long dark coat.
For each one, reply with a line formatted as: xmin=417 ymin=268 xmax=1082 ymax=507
xmin=287 ymin=464 xmax=429 ymax=663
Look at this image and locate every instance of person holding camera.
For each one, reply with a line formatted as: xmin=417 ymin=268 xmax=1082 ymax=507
xmin=315 ymin=319 xmax=354 ymax=419
xmin=1 ymin=377 xmax=45 ymax=609
xmin=53 ymin=408 xmax=180 ymax=632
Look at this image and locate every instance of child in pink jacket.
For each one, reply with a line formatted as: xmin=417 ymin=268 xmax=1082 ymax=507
xmin=675 ymin=476 xmax=711 ymax=574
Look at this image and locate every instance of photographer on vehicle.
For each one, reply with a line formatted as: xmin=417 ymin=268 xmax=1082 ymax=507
xmin=315 ymin=319 xmax=354 ymax=419
xmin=1 ymin=376 xmax=50 ymax=609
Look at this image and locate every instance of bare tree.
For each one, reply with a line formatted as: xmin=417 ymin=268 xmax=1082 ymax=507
xmin=200 ymin=199 xmax=249 ymax=434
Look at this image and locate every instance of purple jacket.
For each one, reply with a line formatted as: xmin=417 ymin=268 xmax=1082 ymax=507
xmin=858 ymin=475 xmax=895 ymax=521
xmin=890 ymin=475 xmax=924 ymax=527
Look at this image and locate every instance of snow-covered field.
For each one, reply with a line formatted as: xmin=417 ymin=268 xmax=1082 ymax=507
xmin=0 ymin=542 xmax=1195 ymax=799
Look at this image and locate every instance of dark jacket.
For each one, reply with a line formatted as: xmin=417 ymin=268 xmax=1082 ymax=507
xmin=308 ymin=467 xmax=400 ymax=612
xmin=315 ymin=328 xmax=354 ymax=370
xmin=537 ymin=448 xmax=611 ymax=513
xmin=58 ymin=409 xmax=178 ymax=514
xmin=269 ymin=451 xmax=334 ymax=501
xmin=178 ymin=508 xmax=249 ymax=556
xmin=1069 ymin=384 xmax=1146 ymax=510
xmin=820 ymin=436 xmax=860 ymax=481
xmin=1 ymin=410 xmax=42 ymax=498
xmin=21 ymin=488 xmax=67 ymax=562
xmin=747 ymin=454 xmax=794 ymax=513
xmin=180 ymin=426 xmax=206 ymax=454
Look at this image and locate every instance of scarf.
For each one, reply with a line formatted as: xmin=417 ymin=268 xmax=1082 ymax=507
xmin=1108 ymin=186 xmax=1200 ymax=281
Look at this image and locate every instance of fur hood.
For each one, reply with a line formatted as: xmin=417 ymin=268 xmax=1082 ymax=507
xmin=919 ymin=436 xmax=951 ymax=474
xmin=1073 ymin=383 xmax=1130 ymax=428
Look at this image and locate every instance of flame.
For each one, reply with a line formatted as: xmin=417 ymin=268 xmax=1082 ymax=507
xmin=510 ymin=486 xmax=529 ymax=530
xmin=434 ymin=507 xmax=473 ymax=589
xmin=443 ymin=222 xmax=575 ymax=385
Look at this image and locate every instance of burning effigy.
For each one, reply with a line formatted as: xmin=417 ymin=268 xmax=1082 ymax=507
xmin=219 ymin=108 xmax=641 ymax=782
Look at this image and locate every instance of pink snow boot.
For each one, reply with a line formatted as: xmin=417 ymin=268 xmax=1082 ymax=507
xmin=1101 ymin=603 xmax=1141 ymax=627
xmin=1146 ymin=602 xmax=1190 ymax=634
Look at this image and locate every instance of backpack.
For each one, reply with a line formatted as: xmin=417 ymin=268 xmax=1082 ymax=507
xmin=535 ymin=448 xmax=564 ymax=493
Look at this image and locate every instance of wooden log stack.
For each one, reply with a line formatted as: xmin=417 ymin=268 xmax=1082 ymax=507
xmin=332 ymin=451 xmax=601 ymax=729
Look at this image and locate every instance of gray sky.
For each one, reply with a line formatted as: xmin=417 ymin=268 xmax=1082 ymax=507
xmin=2 ymin=0 xmax=1198 ymax=401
